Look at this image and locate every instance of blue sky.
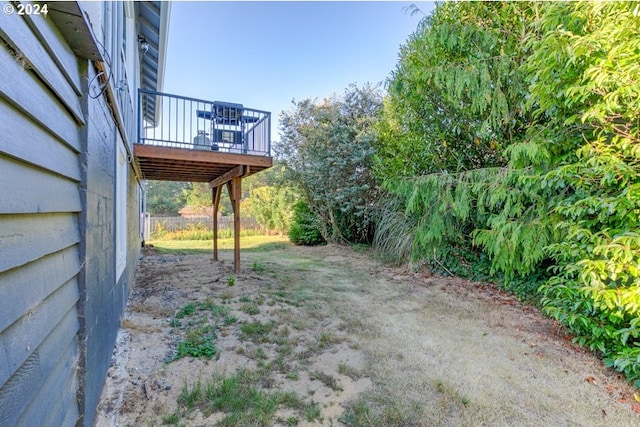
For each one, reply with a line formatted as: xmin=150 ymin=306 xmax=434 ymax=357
xmin=163 ymin=1 xmax=434 ymax=142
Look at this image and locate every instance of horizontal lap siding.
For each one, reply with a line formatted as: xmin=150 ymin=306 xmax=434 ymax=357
xmin=0 ymin=8 xmax=83 ymax=427
xmin=0 ymin=301 xmax=79 ymax=426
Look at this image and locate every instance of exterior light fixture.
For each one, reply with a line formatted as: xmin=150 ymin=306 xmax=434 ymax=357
xmin=138 ymin=36 xmax=149 ymax=54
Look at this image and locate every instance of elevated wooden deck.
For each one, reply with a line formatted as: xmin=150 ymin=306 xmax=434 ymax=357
xmin=135 ymin=89 xmax=273 ymax=272
xmin=133 ymin=144 xmax=272 ymax=182
xmin=133 ymin=144 xmax=272 ymax=273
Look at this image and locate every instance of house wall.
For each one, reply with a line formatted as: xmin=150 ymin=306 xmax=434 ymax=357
xmin=0 ymin=4 xmax=142 ymax=426
xmin=80 ymin=62 xmax=142 ymax=426
xmin=0 ymin=7 xmax=84 ymax=426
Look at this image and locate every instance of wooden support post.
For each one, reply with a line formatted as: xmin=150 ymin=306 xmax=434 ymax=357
xmin=226 ymin=177 xmax=242 ymax=273
xmin=212 ymin=185 xmax=222 ymax=261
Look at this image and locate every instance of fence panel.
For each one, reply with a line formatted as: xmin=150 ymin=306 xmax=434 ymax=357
xmin=146 ymin=216 xmax=262 ymax=239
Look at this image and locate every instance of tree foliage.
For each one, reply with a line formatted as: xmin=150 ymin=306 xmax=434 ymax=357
xmin=374 ymin=1 xmax=543 ymax=271
xmin=241 ymin=185 xmax=296 ymax=234
xmin=374 ymin=0 xmax=640 ymax=385
xmin=183 ymin=182 xmax=233 ymax=216
xmin=528 ymin=1 xmax=640 ymax=384
xmin=241 ymin=164 xmax=298 ymax=234
xmin=278 ymin=84 xmax=383 ymax=244
xmin=145 ymin=180 xmax=188 ymax=216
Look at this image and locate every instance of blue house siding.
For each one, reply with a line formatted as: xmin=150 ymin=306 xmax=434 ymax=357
xmin=0 ymin=5 xmax=145 ymax=426
xmin=0 ymin=7 xmax=83 ymax=426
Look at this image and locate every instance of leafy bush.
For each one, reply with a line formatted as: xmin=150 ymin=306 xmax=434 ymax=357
xmin=374 ymin=2 xmax=543 ymax=282
xmin=374 ymin=0 xmax=640 ymax=385
xmin=288 ymin=201 xmax=325 ymax=246
xmin=525 ymin=1 xmax=640 ymax=385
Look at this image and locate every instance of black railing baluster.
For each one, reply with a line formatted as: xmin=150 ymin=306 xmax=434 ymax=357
xmin=136 ymin=88 xmax=270 ymax=156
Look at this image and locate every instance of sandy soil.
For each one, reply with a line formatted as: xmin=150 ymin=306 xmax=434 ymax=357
xmin=94 ymin=242 xmax=640 ymax=426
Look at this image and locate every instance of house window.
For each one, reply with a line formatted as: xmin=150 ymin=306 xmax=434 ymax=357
xmin=116 ymin=137 xmax=127 ymax=279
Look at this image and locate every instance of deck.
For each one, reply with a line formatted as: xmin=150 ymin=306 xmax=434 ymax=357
xmin=135 ymin=89 xmax=273 ymax=271
xmin=135 ymin=89 xmax=272 ymax=182
xmin=134 ymin=144 xmax=272 ymax=182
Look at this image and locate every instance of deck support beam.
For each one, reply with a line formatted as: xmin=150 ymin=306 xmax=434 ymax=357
xmin=212 ymin=185 xmax=222 ymax=261
xmin=209 ymin=165 xmax=251 ymax=272
xmin=226 ymin=176 xmax=242 ymax=273
xmin=209 ymin=165 xmax=244 ymax=189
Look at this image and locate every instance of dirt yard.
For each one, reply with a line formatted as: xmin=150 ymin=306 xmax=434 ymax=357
xmin=94 ymin=240 xmax=640 ymax=426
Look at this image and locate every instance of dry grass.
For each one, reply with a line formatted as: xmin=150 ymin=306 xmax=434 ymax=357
xmin=120 ymin=318 xmax=161 ymax=333
xmin=96 ymin=241 xmax=640 ymax=427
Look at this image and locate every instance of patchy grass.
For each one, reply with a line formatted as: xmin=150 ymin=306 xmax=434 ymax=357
xmin=339 ymin=392 xmax=424 ymax=427
xmin=175 ymin=324 xmax=218 ymax=359
xmin=240 ymin=320 xmax=277 ymax=342
xmin=310 ymin=370 xmax=342 ymax=391
xmin=99 ymin=239 xmax=640 ymax=427
xmin=170 ymin=300 xmax=234 ymax=361
xmin=316 ymin=331 xmax=342 ymax=349
xmin=338 ymin=363 xmax=361 ymax=380
xmin=240 ymin=303 xmax=260 ymax=315
xmin=169 ymin=369 xmax=313 ymax=426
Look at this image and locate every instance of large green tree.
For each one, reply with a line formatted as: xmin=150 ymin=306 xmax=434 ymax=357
xmin=278 ymin=84 xmax=383 ymax=243
xmin=145 ymin=181 xmax=188 ymax=216
xmin=374 ymin=1 xmax=542 ymax=270
xmin=183 ymin=182 xmax=233 ymax=216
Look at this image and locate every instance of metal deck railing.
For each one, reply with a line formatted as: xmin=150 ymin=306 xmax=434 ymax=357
xmin=138 ymin=89 xmax=271 ymax=156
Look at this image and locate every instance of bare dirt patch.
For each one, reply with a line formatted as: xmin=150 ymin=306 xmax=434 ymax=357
xmin=95 ymin=243 xmax=640 ymax=426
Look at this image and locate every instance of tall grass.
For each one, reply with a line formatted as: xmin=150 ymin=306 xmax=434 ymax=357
xmin=372 ymin=198 xmax=415 ymax=265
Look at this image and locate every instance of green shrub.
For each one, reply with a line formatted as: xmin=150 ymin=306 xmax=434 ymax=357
xmin=288 ymin=201 xmax=325 ymax=246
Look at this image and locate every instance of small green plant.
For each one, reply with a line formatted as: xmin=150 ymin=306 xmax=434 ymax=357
xmin=303 ymin=403 xmax=322 ymax=422
xmin=161 ymin=412 xmax=180 ymax=425
xmin=174 ymin=325 xmax=218 ymax=360
xmin=175 ymin=303 xmax=196 ymax=319
xmin=252 ymin=260 xmax=266 ymax=273
xmin=178 ymin=379 xmax=203 ymax=410
xmin=251 ymin=347 xmax=268 ymax=360
xmin=317 ymin=331 xmax=341 ymax=349
xmin=240 ymin=320 xmax=276 ymax=342
xmin=241 ymin=303 xmax=260 ymax=315
xmin=338 ymin=398 xmax=371 ymax=426
xmin=223 ymin=315 xmax=238 ymax=326
xmin=285 ymin=416 xmax=299 ymax=426
xmin=227 ymin=276 xmax=236 ymax=287
xmin=338 ymin=363 xmax=360 ymax=380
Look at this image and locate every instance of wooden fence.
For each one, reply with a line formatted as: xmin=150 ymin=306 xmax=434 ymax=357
xmin=144 ymin=215 xmax=262 ymax=240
